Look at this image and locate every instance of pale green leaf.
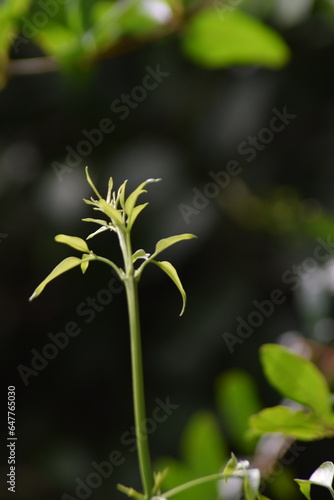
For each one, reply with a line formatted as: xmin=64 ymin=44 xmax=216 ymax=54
xmin=222 ymin=453 xmax=239 ymax=479
xmin=295 ymin=462 xmax=334 ymax=500
xmin=118 ymin=180 xmax=128 ymax=209
xmin=82 ymin=217 xmax=109 ymax=226
xmin=98 ymin=199 xmax=124 ymax=225
xmin=132 ymin=249 xmax=149 ymax=263
xmin=29 ymin=256 xmax=85 ymax=301
xmin=106 ymin=177 xmax=114 ymax=204
xmin=151 ymin=260 xmax=187 ymax=316
xmin=124 ymin=178 xmax=161 ymax=217
xmin=260 ymin=344 xmax=332 ymax=417
xmin=81 ymin=254 xmax=90 ymax=274
xmin=182 ymin=9 xmax=290 ymax=68
xmin=248 ymin=405 xmax=334 ymax=441
xmin=153 ymin=234 xmax=197 ymax=257
xmin=85 ymin=166 xmax=103 ymax=199
xmin=128 ymin=202 xmax=148 ymax=229
xmin=86 ymin=226 xmax=110 ymax=240
xmin=55 ymin=234 xmax=90 ymax=253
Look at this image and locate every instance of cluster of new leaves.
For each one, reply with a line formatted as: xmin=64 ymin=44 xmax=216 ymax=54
xmin=29 ymin=167 xmax=195 ymax=315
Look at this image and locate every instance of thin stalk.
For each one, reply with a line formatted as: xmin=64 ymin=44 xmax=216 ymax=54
xmin=162 ymin=472 xmax=226 ymax=498
xmin=125 ymin=276 xmax=153 ymax=499
xmin=118 ymin=227 xmax=153 ymax=499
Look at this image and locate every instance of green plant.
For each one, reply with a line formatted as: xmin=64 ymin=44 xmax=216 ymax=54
xmin=30 ymin=169 xmax=334 ymax=500
xmin=30 ymin=167 xmax=197 ymax=499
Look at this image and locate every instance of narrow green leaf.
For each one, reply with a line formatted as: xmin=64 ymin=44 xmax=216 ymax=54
xmin=260 ymin=344 xmax=332 ymax=417
xmin=248 ymin=405 xmax=333 ymax=441
xmin=86 ymin=226 xmax=110 ymax=240
xmin=128 ymin=203 xmax=148 ymax=229
xmin=222 ymin=453 xmax=239 ymax=479
xmin=132 ymin=249 xmax=149 ymax=263
xmin=153 ymin=234 xmax=197 ymax=258
xmin=82 ymin=217 xmax=109 ymax=226
xmin=81 ymin=254 xmax=90 ymax=274
xmin=98 ymin=199 xmax=124 ymax=225
xmin=55 ymin=234 xmax=90 ymax=253
xmin=106 ymin=177 xmax=114 ymax=204
xmin=151 ymin=260 xmax=187 ymax=316
xmin=182 ymin=9 xmax=290 ymax=69
xmin=124 ymin=178 xmax=161 ymax=217
xmin=29 ymin=256 xmax=85 ymax=301
xmin=85 ymin=166 xmax=102 ymax=199
xmin=243 ymin=468 xmax=261 ymax=500
xmin=295 ymin=462 xmax=334 ymax=500
xmin=118 ymin=180 xmax=128 ymax=209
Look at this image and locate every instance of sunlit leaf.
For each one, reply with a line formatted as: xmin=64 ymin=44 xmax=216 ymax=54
xmin=85 ymin=166 xmax=103 ymax=199
xmin=124 ymin=178 xmax=161 ymax=217
xmin=29 ymin=256 xmax=88 ymax=301
xmin=151 ymin=259 xmax=187 ymax=315
xmin=260 ymin=344 xmax=332 ymax=417
xmin=81 ymin=254 xmax=90 ymax=274
xmin=82 ymin=217 xmax=109 ymax=226
xmin=55 ymin=234 xmax=90 ymax=253
xmin=182 ymin=9 xmax=290 ymax=68
xmin=295 ymin=461 xmax=334 ymax=500
xmin=99 ymin=199 xmax=124 ymax=225
xmin=153 ymin=234 xmax=197 ymax=257
xmin=86 ymin=225 xmax=110 ymax=240
xmin=128 ymin=202 xmax=148 ymax=229
xmin=132 ymin=249 xmax=149 ymax=263
xmin=248 ymin=405 xmax=334 ymax=441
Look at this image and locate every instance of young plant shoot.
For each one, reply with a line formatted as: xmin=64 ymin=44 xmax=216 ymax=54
xmin=30 ymin=167 xmax=196 ymax=499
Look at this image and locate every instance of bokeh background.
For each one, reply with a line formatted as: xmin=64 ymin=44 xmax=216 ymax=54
xmin=2 ymin=0 xmax=334 ymax=499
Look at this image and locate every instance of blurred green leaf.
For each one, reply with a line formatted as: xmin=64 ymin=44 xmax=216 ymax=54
xmin=260 ymin=344 xmax=332 ymax=417
xmin=156 ymin=411 xmax=227 ymax=500
xmin=155 ymin=458 xmax=196 ymax=500
xmin=248 ymin=405 xmax=334 ymax=441
xmin=295 ymin=461 xmax=334 ymax=500
xmin=181 ymin=411 xmax=227 ymax=476
xmin=215 ymin=369 xmax=261 ymax=454
xmin=36 ymin=22 xmax=79 ymax=58
xmin=0 ymin=0 xmax=32 ymax=88
xmin=181 ymin=9 xmax=290 ymax=68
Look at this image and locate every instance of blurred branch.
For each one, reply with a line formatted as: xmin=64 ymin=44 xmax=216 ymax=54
xmin=8 ymin=56 xmax=59 ymax=76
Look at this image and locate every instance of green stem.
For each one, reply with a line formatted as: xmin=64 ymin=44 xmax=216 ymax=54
xmin=125 ymin=276 xmax=153 ymax=499
xmin=162 ymin=472 xmax=226 ymax=498
xmin=118 ymin=227 xmax=153 ymax=499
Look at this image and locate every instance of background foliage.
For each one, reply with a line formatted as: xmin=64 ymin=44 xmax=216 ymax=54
xmin=2 ymin=0 xmax=334 ymax=498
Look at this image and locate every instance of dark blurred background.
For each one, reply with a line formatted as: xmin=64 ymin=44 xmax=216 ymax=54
xmin=2 ymin=1 xmax=334 ymax=499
